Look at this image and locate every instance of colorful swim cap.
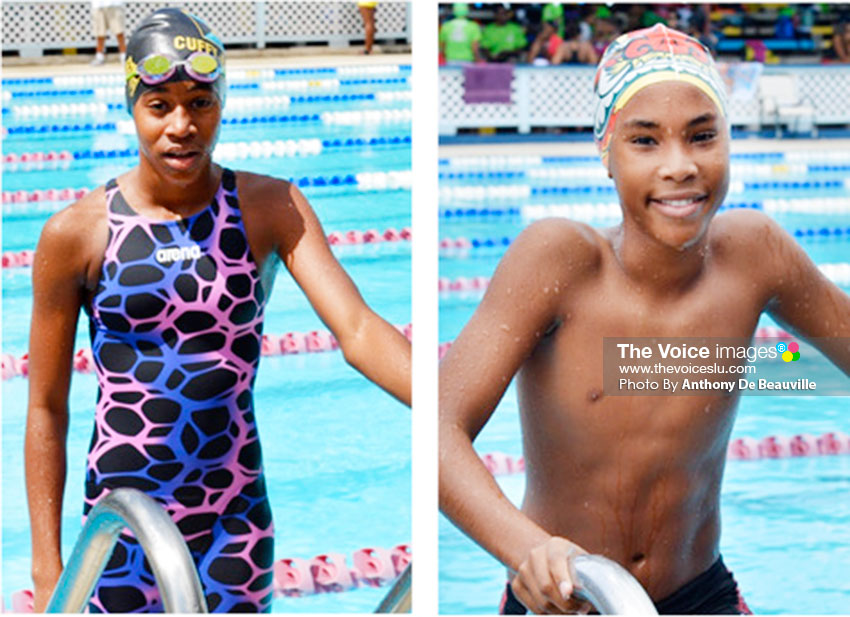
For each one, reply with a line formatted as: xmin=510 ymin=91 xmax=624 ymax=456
xmin=593 ymin=24 xmax=728 ymax=166
xmin=125 ymin=8 xmax=226 ymax=115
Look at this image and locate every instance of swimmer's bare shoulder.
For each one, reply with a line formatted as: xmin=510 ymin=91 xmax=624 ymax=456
xmin=441 ymin=217 xmax=601 ymax=426
xmin=30 ymin=187 xmax=109 ymax=395
xmin=234 ymin=170 xmax=322 ymax=267
xmin=35 ymin=186 xmax=109 ymax=291
xmin=710 ymin=209 xmax=850 ymax=347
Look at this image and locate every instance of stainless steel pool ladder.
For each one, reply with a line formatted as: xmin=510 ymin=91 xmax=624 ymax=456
xmin=573 ymin=554 xmax=659 ymax=615
xmin=45 ymin=488 xmax=208 ymax=613
xmin=374 ymin=563 xmax=411 ymax=613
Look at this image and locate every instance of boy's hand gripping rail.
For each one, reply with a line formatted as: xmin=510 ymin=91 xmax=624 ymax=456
xmin=45 ymin=488 xmax=208 ymax=613
xmin=573 ymin=555 xmax=658 ymax=615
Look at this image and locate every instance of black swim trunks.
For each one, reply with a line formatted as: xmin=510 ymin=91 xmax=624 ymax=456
xmin=499 ymin=556 xmax=752 ymax=615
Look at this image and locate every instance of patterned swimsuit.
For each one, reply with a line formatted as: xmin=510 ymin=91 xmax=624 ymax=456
xmin=85 ymin=169 xmax=274 ymax=612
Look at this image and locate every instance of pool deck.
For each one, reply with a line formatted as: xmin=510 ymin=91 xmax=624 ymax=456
xmin=440 ymin=137 xmax=850 ymax=159
xmin=1 ymin=48 xmax=412 ymax=78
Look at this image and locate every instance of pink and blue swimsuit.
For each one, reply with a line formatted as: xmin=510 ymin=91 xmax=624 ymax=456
xmin=85 ymin=169 xmax=274 ymax=612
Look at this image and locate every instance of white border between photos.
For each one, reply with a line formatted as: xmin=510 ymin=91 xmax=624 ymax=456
xmin=410 ymin=0 xmax=439 ymax=614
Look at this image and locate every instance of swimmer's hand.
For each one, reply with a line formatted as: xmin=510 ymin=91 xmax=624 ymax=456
xmin=511 ymin=537 xmax=594 ymax=615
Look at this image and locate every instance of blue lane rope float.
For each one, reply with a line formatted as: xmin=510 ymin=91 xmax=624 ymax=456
xmin=1 ymin=64 xmax=412 ymax=87
xmin=438 ymin=151 xmax=850 ymax=167
xmin=439 ymin=199 xmax=849 ymax=219
xmin=4 ymin=112 xmax=410 ymax=134
xmin=438 ymin=170 xmax=850 ymax=184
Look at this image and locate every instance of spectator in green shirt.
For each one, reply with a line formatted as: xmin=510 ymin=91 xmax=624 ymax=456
xmin=542 ymin=3 xmax=565 ymax=38
xmin=440 ymin=3 xmax=483 ymax=63
xmin=481 ymin=5 xmax=527 ymax=62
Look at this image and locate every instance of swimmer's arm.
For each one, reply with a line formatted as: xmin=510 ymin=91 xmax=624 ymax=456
xmin=762 ymin=218 xmax=850 ymax=374
xmin=835 ymin=32 xmax=850 ymax=62
xmin=274 ymin=182 xmax=410 ymax=406
xmin=440 ymin=220 xmax=593 ymax=612
xmin=25 ymin=209 xmax=89 ymax=610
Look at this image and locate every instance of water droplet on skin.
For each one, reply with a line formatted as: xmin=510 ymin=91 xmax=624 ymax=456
xmin=506 ymin=288 xmax=512 ymax=296
xmin=543 ymin=287 xmax=550 ymax=294
xmin=500 ymin=324 xmax=511 ymax=332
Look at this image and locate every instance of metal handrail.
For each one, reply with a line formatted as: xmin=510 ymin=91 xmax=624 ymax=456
xmin=374 ymin=563 xmax=411 ymax=613
xmin=573 ymin=555 xmax=658 ymax=615
xmin=45 ymin=488 xmax=208 ymax=613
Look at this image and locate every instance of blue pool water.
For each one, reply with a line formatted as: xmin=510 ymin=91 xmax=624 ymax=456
xmin=2 ymin=62 xmax=411 ymax=612
xmin=438 ymin=144 xmax=850 ymax=614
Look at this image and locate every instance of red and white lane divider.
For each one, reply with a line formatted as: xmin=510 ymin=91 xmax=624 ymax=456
xmin=2 ymin=544 xmax=411 ymax=610
xmin=1 ymin=324 xmax=412 ymax=380
xmin=480 ymin=432 xmax=850 ymax=476
xmin=274 ymin=544 xmax=410 ymax=597
xmin=327 ymin=227 xmax=411 ymax=246
xmin=2 ymin=150 xmax=75 ymax=169
xmin=2 ymin=187 xmax=89 ymax=204
xmin=1 ymin=228 xmax=410 ymax=269
xmin=439 ymin=326 xmax=794 ymax=359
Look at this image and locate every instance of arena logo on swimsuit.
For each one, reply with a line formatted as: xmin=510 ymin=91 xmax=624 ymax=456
xmin=155 ymin=244 xmax=203 ymax=264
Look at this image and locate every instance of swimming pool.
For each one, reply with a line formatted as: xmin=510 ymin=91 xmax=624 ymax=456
xmin=438 ymin=140 xmax=850 ymax=614
xmin=2 ymin=59 xmax=411 ymax=612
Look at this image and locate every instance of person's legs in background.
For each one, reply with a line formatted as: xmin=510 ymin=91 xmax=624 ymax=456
xmin=358 ymin=3 xmax=376 ymax=54
xmin=91 ymin=5 xmax=127 ymax=65
xmin=91 ymin=7 xmax=107 ymax=65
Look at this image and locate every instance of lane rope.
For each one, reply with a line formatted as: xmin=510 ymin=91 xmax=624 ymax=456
xmin=2 ymin=170 xmax=412 ymax=209
xmin=2 ymin=324 xmax=412 ymax=380
xmin=480 ymin=432 xmax=850 ymax=477
xmin=3 ymin=544 xmax=411 ymax=610
xmin=1 ymin=228 xmax=411 ymax=269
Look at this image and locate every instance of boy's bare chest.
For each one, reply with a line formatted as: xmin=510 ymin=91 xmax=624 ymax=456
xmin=567 ymin=267 xmax=763 ymax=340
xmin=520 ymin=266 xmax=763 ymax=405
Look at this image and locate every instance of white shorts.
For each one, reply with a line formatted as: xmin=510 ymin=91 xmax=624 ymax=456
xmin=93 ymin=6 xmax=125 ymax=38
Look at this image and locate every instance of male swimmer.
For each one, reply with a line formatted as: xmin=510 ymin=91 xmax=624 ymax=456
xmin=440 ymin=24 xmax=850 ymax=615
xmin=25 ymin=9 xmax=410 ymax=613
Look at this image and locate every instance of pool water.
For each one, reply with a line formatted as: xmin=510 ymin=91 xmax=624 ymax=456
xmin=438 ymin=143 xmax=850 ymax=614
xmin=2 ymin=62 xmax=411 ymax=613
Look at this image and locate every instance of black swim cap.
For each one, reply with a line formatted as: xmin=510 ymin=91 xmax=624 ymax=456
xmin=125 ymin=8 xmax=226 ymax=115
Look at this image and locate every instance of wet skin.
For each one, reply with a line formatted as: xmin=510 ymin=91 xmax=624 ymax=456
xmin=26 ymin=80 xmax=411 ymax=612
xmin=439 ymin=82 xmax=850 ymax=613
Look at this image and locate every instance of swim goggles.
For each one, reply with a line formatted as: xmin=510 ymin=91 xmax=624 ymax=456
xmin=129 ymin=52 xmax=222 ymax=86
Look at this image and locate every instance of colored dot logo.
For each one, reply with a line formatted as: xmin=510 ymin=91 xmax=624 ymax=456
xmin=777 ymin=341 xmax=800 ymax=362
